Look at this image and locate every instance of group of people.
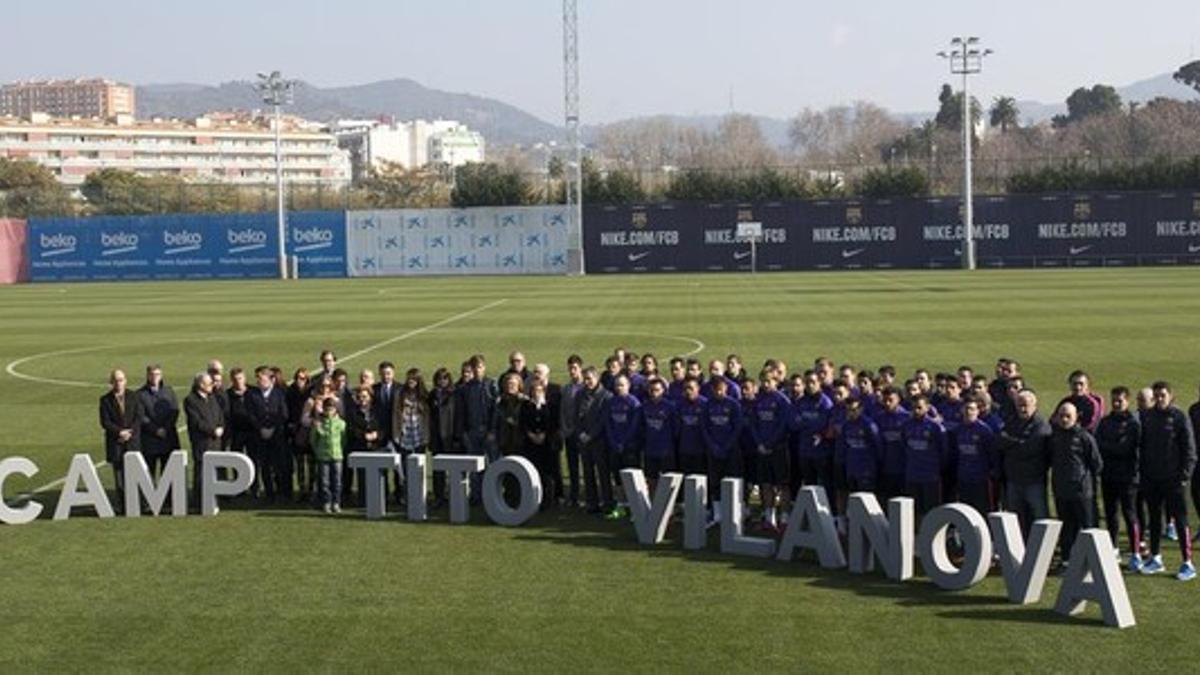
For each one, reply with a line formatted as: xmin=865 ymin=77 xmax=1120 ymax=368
xmin=98 ymin=351 xmax=1200 ymax=580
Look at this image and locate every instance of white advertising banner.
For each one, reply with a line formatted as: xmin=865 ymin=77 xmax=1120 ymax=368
xmin=346 ymin=206 xmax=569 ymax=277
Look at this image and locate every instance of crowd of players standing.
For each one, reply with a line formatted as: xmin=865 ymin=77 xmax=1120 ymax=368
xmin=97 ymin=350 xmax=1199 ymax=580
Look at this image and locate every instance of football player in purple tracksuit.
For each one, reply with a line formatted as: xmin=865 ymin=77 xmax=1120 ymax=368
xmin=791 ymin=370 xmax=835 ymax=511
xmin=602 ymin=374 xmax=643 ymax=520
xmin=901 ymin=394 xmax=949 ymax=518
xmin=950 ymin=397 xmax=997 ymax=517
xmin=666 ymin=357 xmax=687 ymax=403
xmin=703 ymin=376 xmax=743 ymax=524
xmin=837 ymin=397 xmax=883 ymax=528
xmin=749 ymin=373 xmax=792 ymax=532
xmin=874 ymin=387 xmax=910 ymax=502
xmin=675 ymin=378 xmax=709 ymax=478
xmin=640 ymin=377 xmax=677 ymax=488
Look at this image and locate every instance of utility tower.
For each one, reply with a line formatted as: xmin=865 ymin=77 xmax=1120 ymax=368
xmin=563 ymin=0 xmax=584 ymax=275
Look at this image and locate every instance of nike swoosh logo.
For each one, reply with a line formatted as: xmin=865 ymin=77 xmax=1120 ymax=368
xmin=733 ymin=251 xmax=751 ymax=260
xmin=1189 ymin=244 xmax=1200 ymax=253
xmin=627 ymin=252 xmax=650 ymax=262
xmin=841 ymin=248 xmax=865 ymax=259
xmin=1069 ymin=245 xmax=1092 ymax=255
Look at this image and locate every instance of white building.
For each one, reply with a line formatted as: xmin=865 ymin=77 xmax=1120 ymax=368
xmin=0 ymin=111 xmax=351 ymax=187
xmin=333 ymin=119 xmax=484 ymax=180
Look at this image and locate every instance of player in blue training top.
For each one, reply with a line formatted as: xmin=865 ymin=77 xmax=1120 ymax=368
xmin=838 ymin=396 xmax=883 ymax=497
xmin=640 ymin=377 xmax=677 ymax=488
xmin=901 ymin=394 xmax=949 ymax=517
xmin=703 ymin=376 xmax=743 ymax=525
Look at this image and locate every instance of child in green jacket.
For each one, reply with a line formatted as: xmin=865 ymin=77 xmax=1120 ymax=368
xmin=310 ymin=399 xmax=347 ymax=513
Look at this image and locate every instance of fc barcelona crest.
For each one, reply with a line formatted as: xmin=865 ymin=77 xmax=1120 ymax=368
xmin=845 ymin=206 xmax=863 ymax=225
xmin=1073 ymin=200 xmax=1091 ymax=220
xmin=737 ymin=209 xmax=754 ymax=222
xmin=631 ymin=211 xmax=648 ymax=229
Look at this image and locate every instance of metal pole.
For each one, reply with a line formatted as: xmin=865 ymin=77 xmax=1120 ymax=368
xmin=275 ymin=103 xmax=287 ymax=280
xmin=961 ymin=65 xmax=975 ymax=270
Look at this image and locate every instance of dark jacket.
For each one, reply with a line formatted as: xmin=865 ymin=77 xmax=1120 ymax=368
xmin=575 ymin=385 xmax=612 ymax=447
xmin=429 ymin=387 xmax=459 ymax=454
xmin=493 ymin=394 xmax=526 ymax=456
xmin=346 ymin=404 xmax=380 ymax=453
xmin=247 ymin=386 xmax=289 ymax=445
xmin=227 ymin=388 xmax=256 ymax=435
xmin=1140 ymin=405 xmax=1198 ymax=484
xmin=455 ymin=378 xmax=497 ymax=442
xmin=1096 ymin=411 xmax=1140 ymax=484
xmin=520 ymin=398 xmax=557 ymax=455
xmin=184 ymin=389 xmax=225 ymax=455
xmin=137 ymin=382 xmax=180 ymax=456
xmin=99 ymin=389 xmax=142 ymax=464
xmin=1049 ymin=425 xmax=1103 ymax=500
xmin=998 ymin=413 xmax=1052 ymax=485
xmin=373 ymin=381 xmax=401 ymax=444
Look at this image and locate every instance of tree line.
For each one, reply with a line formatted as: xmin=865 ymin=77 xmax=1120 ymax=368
xmin=4 ymin=61 xmax=1200 ymax=217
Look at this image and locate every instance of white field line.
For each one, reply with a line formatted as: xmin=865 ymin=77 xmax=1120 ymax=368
xmin=585 ymin=329 xmax=705 ymax=358
xmin=8 ymin=300 xmax=511 ymax=497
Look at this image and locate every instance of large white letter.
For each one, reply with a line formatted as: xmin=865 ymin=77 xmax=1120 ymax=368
xmin=917 ymin=503 xmax=992 ymax=590
xmin=621 ymin=469 xmax=681 ymax=545
xmin=433 ymin=455 xmax=485 ymax=524
xmin=482 ymin=456 xmax=542 ymax=527
xmin=201 ymin=451 xmax=255 ymax=516
xmin=988 ymin=512 xmax=1062 ymax=605
xmin=1054 ymin=529 xmax=1136 ymax=629
xmin=405 ymin=453 xmax=428 ymax=522
xmin=53 ymin=453 xmax=114 ymax=520
xmin=846 ymin=494 xmax=914 ymax=580
xmin=720 ymin=478 xmax=776 ymax=558
xmin=776 ymin=486 xmax=846 ymax=569
xmin=348 ymin=452 xmax=400 ymax=520
xmin=124 ymin=450 xmax=188 ymax=518
xmin=0 ymin=457 xmax=43 ymax=525
xmin=682 ymin=475 xmax=708 ymax=550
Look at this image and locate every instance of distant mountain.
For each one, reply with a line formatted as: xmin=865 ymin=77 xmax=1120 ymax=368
xmin=136 ymin=78 xmax=562 ymax=145
xmin=1008 ymin=71 xmax=1199 ymax=125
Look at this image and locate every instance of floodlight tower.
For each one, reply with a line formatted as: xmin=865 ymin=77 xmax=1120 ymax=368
xmin=255 ymin=71 xmax=297 ymax=279
xmin=563 ymin=0 xmax=584 ymax=275
xmin=937 ymin=38 xmax=992 ymax=270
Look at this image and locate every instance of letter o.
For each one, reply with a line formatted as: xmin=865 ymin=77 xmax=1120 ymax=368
xmin=482 ymin=456 xmax=542 ymax=527
xmin=917 ymin=503 xmax=993 ymax=590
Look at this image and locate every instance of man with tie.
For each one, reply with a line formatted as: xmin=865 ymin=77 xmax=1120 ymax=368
xmin=374 ymin=361 xmax=402 ymax=500
xmin=137 ymin=364 xmax=181 ymax=479
xmin=248 ymin=365 xmax=291 ymax=502
xmin=99 ymin=369 xmax=142 ymax=511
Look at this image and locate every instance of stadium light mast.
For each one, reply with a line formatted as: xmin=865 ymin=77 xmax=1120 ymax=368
xmin=938 ymin=37 xmax=992 ymax=271
xmin=563 ymin=0 xmax=584 ymax=275
xmin=255 ymin=71 xmax=296 ymax=280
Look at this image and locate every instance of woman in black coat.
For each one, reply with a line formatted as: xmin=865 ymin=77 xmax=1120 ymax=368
xmin=521 ymin=379 xmax=560 ymax=508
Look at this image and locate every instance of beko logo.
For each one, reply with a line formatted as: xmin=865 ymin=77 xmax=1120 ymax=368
xmin=99 ymin=231 xmax=139 ymax=256
xmin=227 ymin=228 xmax=268 ymax=253
xmin=38 ymin=233 xmax=77 ymax=257
xmin=292 ymin=227 xmax=335 ymax=251
xmin=163 ymin=230 xmax=203 ymax=255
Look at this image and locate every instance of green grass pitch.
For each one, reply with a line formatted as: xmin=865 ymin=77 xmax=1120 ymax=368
xmin=2 ymin=268 xmax=1200 ymax=670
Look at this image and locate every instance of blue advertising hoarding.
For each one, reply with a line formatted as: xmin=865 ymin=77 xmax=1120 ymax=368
xmin=27 ymin=211 xmax=347 ymax=282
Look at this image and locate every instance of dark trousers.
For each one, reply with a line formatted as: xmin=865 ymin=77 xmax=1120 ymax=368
xmin=531 ymin=443 xmax=562 ymax=507
xmin=609 ymin=447 xmax=640 ymax=503
xmin=1102 ymin=479 xmax=1141 ymax=554
xmin=958 ymin=480 xmax=993 ymax=517
xmin=1005 ymin=481 xmax=1049 ymax=537
xmin=141 ymin=451 xmax=168 ymax=479
xmin=799 ymin=455 xmax=835 ymax=507
xmin=581 ymin=440 xmax=612 ymax=511
xmin=880 ymin=473 xmax=905 ymax=504
xmin=111 ymin=459 xmax=126 ymax=511
xmin=1055 ymin=494 xmax=1094 ymax=562
xmin=564 ymin=436 xmax=582 ymax=504
xmin=1145 ymin=479 xmax=1192 ymax=561
xmin=906 ymin=480 xmax=942 ymax=518
xmin=258 ymin=437 xmax=293 ymax=500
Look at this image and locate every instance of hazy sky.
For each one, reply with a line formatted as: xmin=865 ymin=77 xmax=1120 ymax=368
xmin=6 ymin=1 xmax=1199 ymax=123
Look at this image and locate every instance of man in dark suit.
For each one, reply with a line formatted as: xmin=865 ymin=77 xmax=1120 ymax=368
xmin=248 ymin=365 xmax=291 ymax=502
xmin=99 ymin=369 xmax=142 ymax=510
xmin=137 ymin=364 xmax=181 ymax=479
xmin=184 ymin=372 xmax=225 ymax=505
xmin=374 ymin=361 xmax=403 ymax=500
